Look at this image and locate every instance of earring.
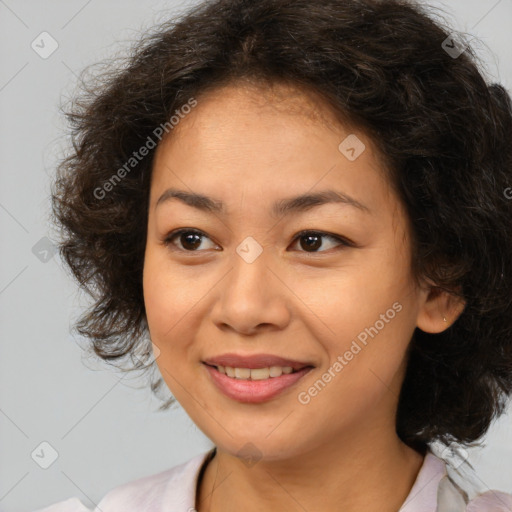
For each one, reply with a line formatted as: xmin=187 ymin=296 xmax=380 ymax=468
xmin=443 ymin=316 xmax=447 ymax=322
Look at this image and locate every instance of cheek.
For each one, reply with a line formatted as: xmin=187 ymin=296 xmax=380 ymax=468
xmin=142 ymin=250 xmax=210 ymax=384
xmin=294 ymin=302 xmax=412 ymax=437
xmin=143 ymin=254 xmax=188 ymax=376
xmin=143 ymin=250 xmax=198 ymax=337
xmin=297 ymin=255 xmax=415 ymax=390
xmin=142 ymin=266 xmax=172 ymax=338
xmin=296 ymin=253 xmax=409 ymax=340
xmin=142 ymin=261 xmax=194 ymax=397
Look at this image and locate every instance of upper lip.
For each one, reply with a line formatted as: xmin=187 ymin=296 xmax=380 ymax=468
xmin=203 ymin=353 xmax=314 ymax=371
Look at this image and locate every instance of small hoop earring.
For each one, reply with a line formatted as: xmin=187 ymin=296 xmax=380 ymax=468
xmin=443 ymin=316 xmax=447 ymax=322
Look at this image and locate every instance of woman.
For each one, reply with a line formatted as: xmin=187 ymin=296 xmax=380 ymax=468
xmin=38 ymin=0 xmax=512 ymax=510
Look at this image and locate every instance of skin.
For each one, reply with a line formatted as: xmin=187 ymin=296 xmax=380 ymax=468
xmin=142 ymin=80 xmax=465 ymax=512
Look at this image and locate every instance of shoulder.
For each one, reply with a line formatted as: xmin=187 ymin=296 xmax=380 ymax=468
xmin=400 ymin=449 xmax=512 ymax=512
xmin=32 ymin=497 xmax=93 ymax=512
xmin=95 ymin=449 xmax=210 ymax=511
xmin=438 ymin=472 xmax=512 ymax=511
xmin=430 ymin=449 xmax=512 ymax=512
xmin=32 ymin=448 xmax=214 ymax=512
xmin=466 ymin=490 xmax=512 ymax=511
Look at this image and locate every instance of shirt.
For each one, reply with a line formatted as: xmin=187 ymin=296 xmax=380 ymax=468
xmin=34 ymin=447 xmax=512 ymax=511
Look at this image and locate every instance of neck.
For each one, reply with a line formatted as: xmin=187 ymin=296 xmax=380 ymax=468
xmin=196 ymin=424 xmax=425 ymax=512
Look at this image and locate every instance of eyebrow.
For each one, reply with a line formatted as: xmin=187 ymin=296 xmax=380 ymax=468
xmin=155 ymin=187 xmax=371 ymax=217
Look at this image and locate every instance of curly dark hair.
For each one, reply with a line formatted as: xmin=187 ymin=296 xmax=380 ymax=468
xmin=51 ymin=0 xmax=512 ymax=453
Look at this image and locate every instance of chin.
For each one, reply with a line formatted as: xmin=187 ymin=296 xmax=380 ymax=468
xmin=211 ymin=430 xmax=309 ymax=463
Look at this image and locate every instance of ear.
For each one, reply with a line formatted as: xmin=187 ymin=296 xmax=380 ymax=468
xmin=416 ymin=281 xmax=466 ymax=334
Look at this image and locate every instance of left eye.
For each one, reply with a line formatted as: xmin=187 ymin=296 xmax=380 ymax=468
xmin=289 ymin=230 xmax=350 ymax=253
xmin=163 ymin=229 xmax=350 ymax=253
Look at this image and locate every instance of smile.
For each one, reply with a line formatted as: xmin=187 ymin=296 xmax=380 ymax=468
xmin=212 ymin=364 xmax=298 ymax=380
xmin=203 ymin=363 xmax=314 ymax=403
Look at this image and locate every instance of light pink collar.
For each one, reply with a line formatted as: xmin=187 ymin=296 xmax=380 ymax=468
xmin=399 ymin=451 xmax=447 ymax=512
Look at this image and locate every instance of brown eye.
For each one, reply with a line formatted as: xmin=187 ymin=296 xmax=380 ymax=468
xmin=163 ymin=228 xmax=351 ymax=254
xmin=163 ymin=229 xmax=218 ymax=252
xmin=290 ymin=230 xmax=351 ymax=253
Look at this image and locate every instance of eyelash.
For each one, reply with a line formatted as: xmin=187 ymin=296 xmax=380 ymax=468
xmin=162 ymin=228 xmax=353 ymax=254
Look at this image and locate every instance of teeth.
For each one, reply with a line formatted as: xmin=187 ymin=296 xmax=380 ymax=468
xmin=216 ymin=365 xmax=296 ymax=380
xmin=235 ymin=367 xmax=251 ymax=379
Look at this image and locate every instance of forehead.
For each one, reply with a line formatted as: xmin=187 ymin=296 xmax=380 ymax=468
xmin=157 ymin=80 xmax=360 ymax=156
xmin=194 ymin=79 xmax=349 ymax=127
xmin=149 ymin=80 xmax=395 ymax=216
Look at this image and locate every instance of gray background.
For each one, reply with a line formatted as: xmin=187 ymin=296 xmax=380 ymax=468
xmin=0 ymin=1 xmax=511 ymax=510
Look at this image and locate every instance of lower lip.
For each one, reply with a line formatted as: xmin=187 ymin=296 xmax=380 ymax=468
xmin=203 ymin=364 xmax=313 ymax=403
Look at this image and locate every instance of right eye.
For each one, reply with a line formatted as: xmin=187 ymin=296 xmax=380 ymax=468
xmin=163 ymin=228 xmax=220 ymax=252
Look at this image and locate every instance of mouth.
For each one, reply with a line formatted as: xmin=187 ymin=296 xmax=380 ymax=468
xmin=203 ymin=363 xmax=309 ymax=379
xmin=202 ymin=353 xmax=315 ymax=403
xmin=203 ymin=353 xmax=314 ymax=373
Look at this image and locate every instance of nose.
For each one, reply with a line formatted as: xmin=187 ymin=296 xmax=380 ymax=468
xmin=210 ymin=243 xmax=291 ymax=336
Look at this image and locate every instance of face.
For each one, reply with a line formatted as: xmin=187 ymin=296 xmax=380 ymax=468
xmin=143 ymin=81 xmax=433 ymax=461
